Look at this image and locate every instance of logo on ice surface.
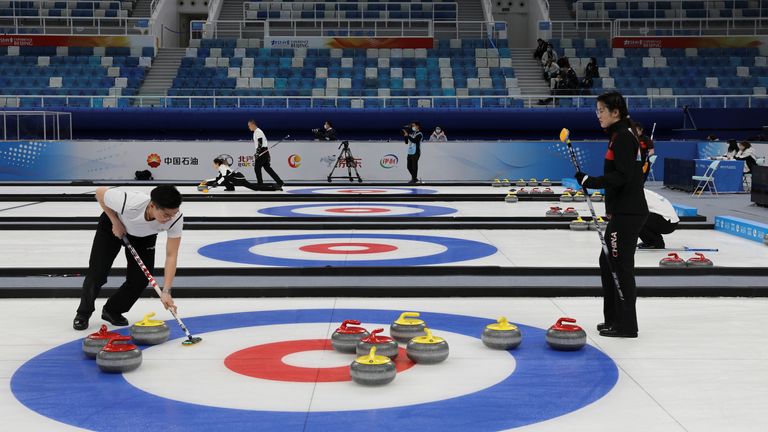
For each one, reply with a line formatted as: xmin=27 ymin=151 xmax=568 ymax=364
xmin=146 ymin=153 xmax=161 ymax=168
xmin=288 ymin=154 xmax=302 ymax=168
xmin=380 ymin=154 xmax=399 ymax=169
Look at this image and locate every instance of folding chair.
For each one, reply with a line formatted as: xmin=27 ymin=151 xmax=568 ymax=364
xmin=647 ymin=154 xmax=658 ymax=181
xmin=691 ymin=160 xmax=719 ymax=197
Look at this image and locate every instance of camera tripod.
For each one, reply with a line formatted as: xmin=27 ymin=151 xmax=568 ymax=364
xmin=327 ymin=140 xmax=363 ymax=183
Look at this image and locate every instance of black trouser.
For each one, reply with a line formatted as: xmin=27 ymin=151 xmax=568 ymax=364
xmin=599 ymin=213 xmax=647 ymax=333
xmin=254 ymin=150 xmax=283 ymax=184
xmin=639 ymin=213 xmax=677 ymax=248
xmin=407 ymin=152 xmax=420 ymax=181
xmin=77 ymin=213 xmax=156 ymax=317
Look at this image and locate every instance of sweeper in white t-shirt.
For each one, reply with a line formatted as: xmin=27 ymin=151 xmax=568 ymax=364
xmin=73 ymin=185 xmax=184 ymax=330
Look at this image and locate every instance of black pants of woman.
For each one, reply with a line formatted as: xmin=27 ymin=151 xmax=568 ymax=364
xmin=407 ymin=153 xmax=420 ymax=182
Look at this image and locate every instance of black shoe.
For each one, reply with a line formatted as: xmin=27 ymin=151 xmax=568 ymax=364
xmin=73 ymin=314 xmax=90 ymax=331
xmin=408 ymin=179 xmax=417 ymax=184
xmin=596 ymin=322 xmax=611 ymax=331
xmin=101 ymin=309 xmax=129 ymax=326
xmin=637 ymin=243 xmax=663 ymax=249
xmin=599 ymin=328 xmax=638 ymax=338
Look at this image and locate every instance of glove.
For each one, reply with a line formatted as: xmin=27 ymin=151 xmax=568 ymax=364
xmin=575 ymin=171 xmax=588 ymax=186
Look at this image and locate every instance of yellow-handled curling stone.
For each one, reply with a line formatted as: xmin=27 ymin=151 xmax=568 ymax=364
xmin=130 ymin=312 xmax=170 ymax=345
xmin=406 ymin=328 xmax=449 ymax=364
xmin=350 ymin=346 xmax=396 ymax=386
xmin=481 ymin=317 xmax=522 ymax=350
xmin=390 ymin=312 xmax=427 ymax=343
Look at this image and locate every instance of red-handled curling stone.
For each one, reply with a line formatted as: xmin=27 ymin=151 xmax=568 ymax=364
xmin=545 ymin=206 xmax=563 ymax=217
xmin=82 ymin=324 xmax=121 ymax=359
xmin=356 ymin=328 xmax=398 ymax=359
xmin=686 ymin=252 xmax=713 ymax=267
xmin=659 ymin=253 xmax=686 ymax=268
xmin=562 ymin=207 xmax=579 ymax=217
xmin=331 ymin=320 xmax=370 ymax=353
xmin=96 ymin=335 xmax=142 ymax=373
xmin=516 ymin=187 xmax=528 ymax=195
xmin=545 ymin=317 xmax=587 ymax=351
xmin=530 ymin=187 xmax=541 ymax=194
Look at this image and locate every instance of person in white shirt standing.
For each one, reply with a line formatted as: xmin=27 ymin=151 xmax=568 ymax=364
xmin=73 ymin=185 xmax=183 ymax=330
xmin=248 ymin=119 xmax=284 ymax=189
xmin=637 ymin=189 xmax=680 ymax=250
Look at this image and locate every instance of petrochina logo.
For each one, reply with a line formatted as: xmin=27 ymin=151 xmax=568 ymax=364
xmin=380 ymin=154 xmax=399 ymax=168
xmin=147 ymin=153 xmax=161 ymax=168
xmin=288 ymin=154 xmax=302 ymax=168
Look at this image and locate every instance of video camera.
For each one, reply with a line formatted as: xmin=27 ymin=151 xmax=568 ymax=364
xmin=338 ymin=140 xmax=350 ymax=150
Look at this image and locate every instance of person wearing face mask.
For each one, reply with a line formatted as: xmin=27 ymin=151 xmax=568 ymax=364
xmin=402 ymin=121 xmax=423 ymax=184
xmin=430 ymin=126 xmax=447 ymax=142
xmin=73 ymin=185 xmax=183 ymax=331
xmin=574 ymin=91 xmax=648 ymax=339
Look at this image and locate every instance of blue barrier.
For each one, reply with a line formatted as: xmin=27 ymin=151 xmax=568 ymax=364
xmin=714 ymin=216 xmax=768 ymax=244
xmin=672 ymin=204 xmax=698 ymax=217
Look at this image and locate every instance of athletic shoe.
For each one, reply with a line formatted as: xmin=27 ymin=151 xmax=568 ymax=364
xmin=73 ymin=314 xmax=90 ymax=331
xmin=101 ymin=309 xmax=129 ymax=327
xmin=596 ymin=322 xmax=611 ymax=331
xmin=637 ymin=243 xmax=663 ymax=249
xmin=599 ymin=328 xmax=638 ymax=338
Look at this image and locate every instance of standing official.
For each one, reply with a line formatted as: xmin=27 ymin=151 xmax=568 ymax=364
xmin=248 ymin=120 xmax=284 ymax=189
xmin=575 ymin=91 xmax=648 ymax=338
xmin=403 ymin=121 xmax=423 ymax=184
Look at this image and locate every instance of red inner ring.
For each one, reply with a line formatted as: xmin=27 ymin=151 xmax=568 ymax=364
xmin=325 ymin=207 xmax=390 ymax=214
xmin=299 ymin=242 xmax=398 ymax=255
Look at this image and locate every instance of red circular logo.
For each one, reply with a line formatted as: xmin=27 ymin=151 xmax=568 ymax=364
xmin=224 ymin=339 xmax=414 ymax=382
xmin=146 ymin=153 xmax=161 ymax=168
xmin=299 ymin=242 xmax=398 ymax=254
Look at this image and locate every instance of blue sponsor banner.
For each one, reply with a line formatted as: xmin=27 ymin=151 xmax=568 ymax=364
xmin=715 ymin=216 xmax=768 ymax=244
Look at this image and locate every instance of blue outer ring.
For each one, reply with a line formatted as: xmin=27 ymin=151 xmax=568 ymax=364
xmin=287 ymin=187 xmax=438 ymax=195
xmin=11 ymin=309 xmax=618 ymax=432
xmin=197 ymin=233 xmax=497 ymax=267
xmin=257 ymin=203 xmax=457 ymax=218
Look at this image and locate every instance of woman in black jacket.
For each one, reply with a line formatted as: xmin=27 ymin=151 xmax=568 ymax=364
xmin=575 ymin=91 xmax=649 ymax=338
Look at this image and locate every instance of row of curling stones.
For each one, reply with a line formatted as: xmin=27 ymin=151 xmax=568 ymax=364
xmin=561 ymin=191 xmax=603 ymax=202
xmin=659 ymin=252 xmax=714 ymax=267
xmin=515 ymin=178 xmax=552 ymax=187
xmin=492 ymin=178 xmax=511 ymax=187
xmin=480 ymin=317 xmax=586 ymax=351
xmin=512 ymin=187 xmax=554 ymax=195
xmin=569 ymin=216 xmax=608 ymax=231
xmin=545 ymin=206 xmax=579 ymax=217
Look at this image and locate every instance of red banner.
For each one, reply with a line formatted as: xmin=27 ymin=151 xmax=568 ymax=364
xmin=0 ymin=35 xmax=155 ymax=47
xmin=612 ymin=36 xmax=766 ymax=49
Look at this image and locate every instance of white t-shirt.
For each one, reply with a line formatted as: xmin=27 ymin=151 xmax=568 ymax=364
xmin=103 ymin=189 xmax=184 ymax=238
xmin=252 ymin=128 xmax=268 ymax=151
xmin=644 ymin=189 xmax=679 ymax=223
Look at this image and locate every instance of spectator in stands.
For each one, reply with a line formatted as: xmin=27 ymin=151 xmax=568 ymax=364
xmin=533 ymin=38 xmax=548 ymax=60
xmin=429 ymin=126 xmax=447 ymax=142
xmin=402 ymin=121 xmax=423 ymax=184
xmin=638 ymin=189 xmax=679 ymax=250
xmin=553 ymin=58 xmax=579 ymax=95
xmin=312 ymin=121 xmax=337 ymax=141
xmin=541 ymin=46 xmax=557 ymax=66
xmin=582 ymin=57 xmax=599 ymax=88
xmin=734 ymin=141 xmax=757 ymax=173
xmin=543 ymin=58 xmax=560 ymax=82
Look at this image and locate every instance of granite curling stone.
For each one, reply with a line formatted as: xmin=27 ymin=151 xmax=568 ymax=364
xmin=130 ymin=312 xmax=170 ymax=345
xmin=406 ymin=328 xmax=449 ymax=364
xmin=197 ymin=182 xmax=208 ymax=192
xmin=659 ymin=253 xmax=686 ymax=267
xmin=501 ymin=178 xmax=511 ymax=186
xmin=530 ymin=187 xmax=541 ymax=194
xmin=686 ymin=252 xmax=714 ymax=267
xmin=545 ymin=317 xmax=587 ymax=351
xmin=82 ymin=324 xmax=121 ymax=359
xmin=562 ymin=207 xmax=579 ymax=217
xmin=481 ymin=317 xmax=522 ymax=350
xmin=516 ymin=187 xmax=528 ymax=195
xmin=96 ymin=335 xmax=143 ymax=373
xmin=589 ymin=217 xmax=608 ymax=230
xmin=569 ymin=217 xmax=589 ymax=231
xmin=390 ymin=311 xmax=427 ymax=343
xmin=356 ymin=328 xmax=399 ymax=358
xmin=527 ymin=178 xmax=539 ymax=186
xmin=492 ymin=178 xmax=503 ymax=187
xmin=545 ymin=206 xmax=563 ymax=217
xmin=350 ymin=346 xmax=396 ymax=386
xmin=541 ymin=178 xmax=552 ymax=187
xmin=505 ymin=192 xmax=519 ymax=203
xmin=542 ymin=187 xmax=553 ymax=194
xmin=590 ymin=191 xmax=604 ymax=201
xmin=573 ymin=191 xmax=586 ymax=202
xmin=331 ymin=319 xmax=370 ymax=353
xmin=515 ymin=178 xmax=527 ymax=187
xmin=560 ymin=192 xmax=574 ymax=202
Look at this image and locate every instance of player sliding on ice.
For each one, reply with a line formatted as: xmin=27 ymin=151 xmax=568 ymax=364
xmin=199 ymin=157 xmax=264 ymax=192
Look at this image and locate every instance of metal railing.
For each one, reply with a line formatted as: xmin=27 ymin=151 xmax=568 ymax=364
xmin=548 ymin=20 xmax=613 ymax=39
xmin=575 ymin=0 xmax=768 ymax=21
xmin=613 ymin=17 xmax=768 ymax=36
xmin=1 ymin=94 xmax=764 ymax=110
xmin=0 ymin=110 xmax=72 ymax=141
xmin=243 ymin=1 xmax=458 ymax=22
xmin=190 ymin=20 xmax=267 ymax=40
xmin=265 ymin=19 xmax=434 ymax=38
xmin=0 ymin=16 xmax=152 ymax=35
